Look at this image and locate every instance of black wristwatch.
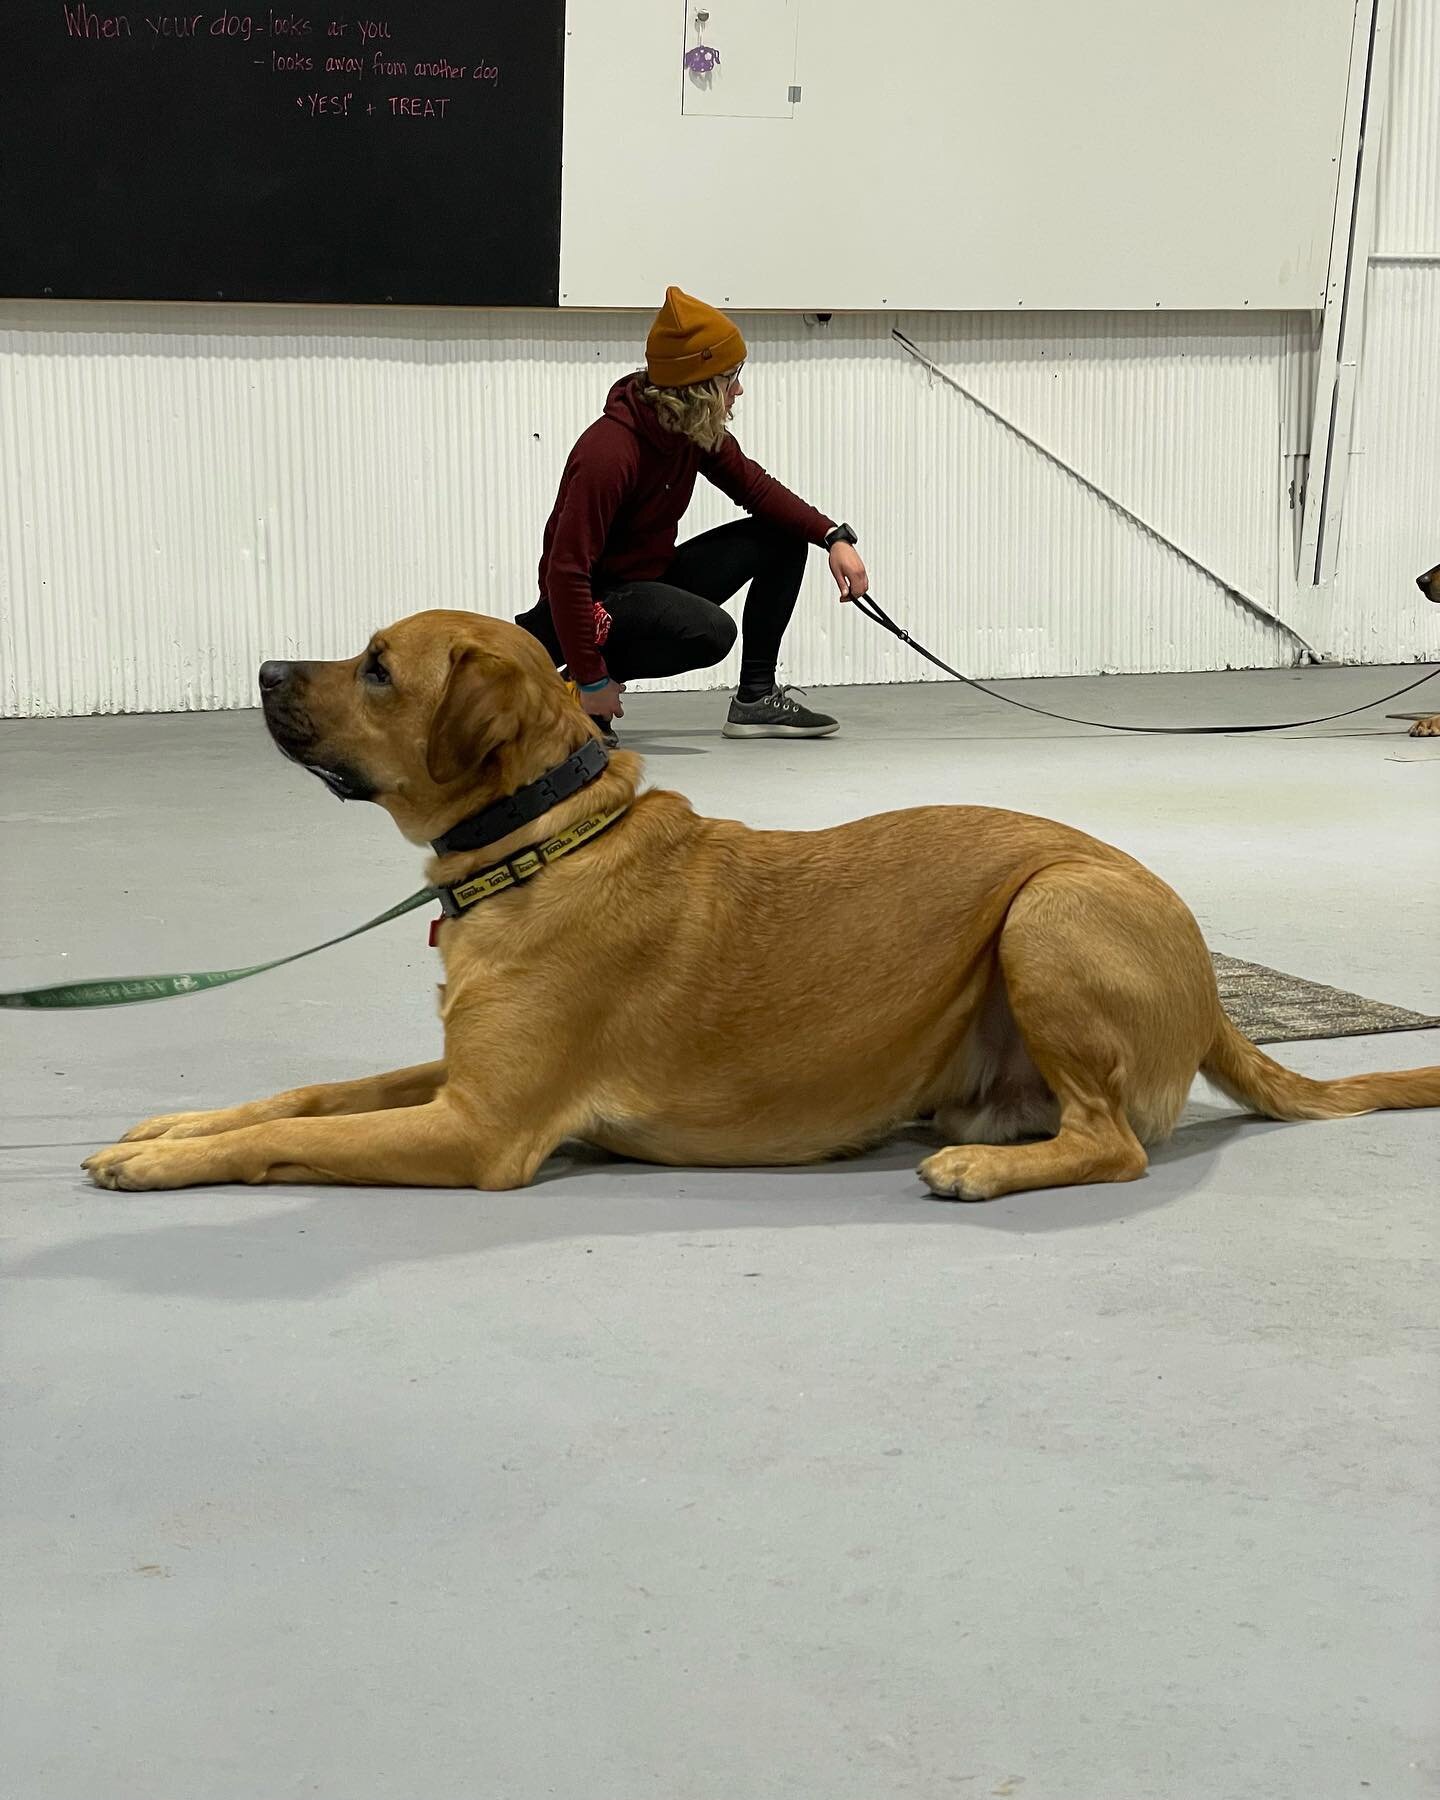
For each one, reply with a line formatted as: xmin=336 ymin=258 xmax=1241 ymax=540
xmin=824 ymin=523 xmax=858 ymax=549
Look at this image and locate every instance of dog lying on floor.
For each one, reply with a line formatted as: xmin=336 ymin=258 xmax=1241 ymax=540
xmin=84 ymin=611 xmax=1440 ymax=1199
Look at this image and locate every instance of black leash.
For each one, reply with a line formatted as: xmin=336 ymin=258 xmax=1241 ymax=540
xmin=850 ymin=593 xmax=1438 ymax=735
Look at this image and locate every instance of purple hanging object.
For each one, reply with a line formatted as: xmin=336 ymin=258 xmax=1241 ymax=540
xmin=683 ymin=43 xmax=720 ymax=76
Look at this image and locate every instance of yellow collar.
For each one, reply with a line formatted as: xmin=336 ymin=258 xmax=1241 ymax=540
xmin=434 ymin=808 xmax=626 ymax=918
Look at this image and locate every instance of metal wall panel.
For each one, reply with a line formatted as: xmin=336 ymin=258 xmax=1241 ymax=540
xmin=1331 ymin=270 xmax=1440 ymax=665
xmin=1372 ymin=0 xmax=1440 ymax=255
xmin=1 ymin=303 xmax=1318 ymax=717
xmin=1326 ymin=0 xmax=1440 ymax=662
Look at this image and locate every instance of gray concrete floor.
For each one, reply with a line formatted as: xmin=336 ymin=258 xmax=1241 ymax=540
xmin=3 ymin=666 xmax=1438 ymax=1800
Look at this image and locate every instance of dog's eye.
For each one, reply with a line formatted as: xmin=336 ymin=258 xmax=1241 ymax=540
xmin=362 ymin=651 xmax=392 ymax=688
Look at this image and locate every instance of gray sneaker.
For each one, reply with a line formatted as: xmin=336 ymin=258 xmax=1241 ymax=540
xmin=722 ymin=685 xmax=839 ymax=740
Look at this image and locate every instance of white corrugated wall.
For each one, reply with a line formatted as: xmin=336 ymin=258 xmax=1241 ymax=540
xmin=0 ymin=303 xmax=1321 ymax=716
xmin=1326 ymin=0 xmax=1440 ymax=661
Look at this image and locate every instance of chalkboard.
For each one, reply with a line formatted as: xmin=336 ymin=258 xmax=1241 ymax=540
xmin=0 ymin=1 xmax=565 ymax=305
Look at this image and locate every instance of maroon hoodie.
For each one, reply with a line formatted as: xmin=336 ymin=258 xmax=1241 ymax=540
xmin=535 ymin=375 xmax=835 ymax=685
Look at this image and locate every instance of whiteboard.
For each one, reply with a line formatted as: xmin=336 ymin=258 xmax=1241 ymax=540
xmin=560 ymin=0 xmax=1359 ymax=312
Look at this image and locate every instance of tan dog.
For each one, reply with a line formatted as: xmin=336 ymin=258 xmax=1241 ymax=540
xmin=84 ymin=611 xmax=1440 ymax=1200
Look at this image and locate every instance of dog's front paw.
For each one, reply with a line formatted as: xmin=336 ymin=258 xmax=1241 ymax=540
xmin=84 ymin=1138 xmax=229 ymax=1192
xmin=122 ymin=1108 xmax=235 ymax=1143
xmin=1409 ymin=715 xmax=1440 ymax=737
xmin=918 ymin=1146 xmax=1008 ymax=1202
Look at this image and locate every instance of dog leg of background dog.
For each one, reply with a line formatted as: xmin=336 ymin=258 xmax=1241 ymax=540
xmin=921 ymin=863 xmax=1219 ymax=1200
xmin=1410 ymin=561 xmax=1440 ymax=734
xmin=118 ymin=1061 xmax=447 ymax=1144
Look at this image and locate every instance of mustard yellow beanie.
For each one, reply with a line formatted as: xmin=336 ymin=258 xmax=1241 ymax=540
xmin=645 ymin=286 xmax=747 ymax=388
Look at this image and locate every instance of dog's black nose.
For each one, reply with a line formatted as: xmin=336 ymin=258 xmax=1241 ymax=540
xmin=258 ymin=660 xmax=291 ymax=693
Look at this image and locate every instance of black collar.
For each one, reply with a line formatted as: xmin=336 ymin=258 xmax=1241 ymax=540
xmin=430 ymin=739 xmax=610 ymax=857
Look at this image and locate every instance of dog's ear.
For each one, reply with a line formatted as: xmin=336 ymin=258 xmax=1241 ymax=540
xmin=425 ymin=645 xmax=521 ymax=785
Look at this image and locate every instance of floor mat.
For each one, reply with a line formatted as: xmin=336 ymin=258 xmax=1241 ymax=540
xmin=1213 ymin=953 xmax=1440 ymax=1046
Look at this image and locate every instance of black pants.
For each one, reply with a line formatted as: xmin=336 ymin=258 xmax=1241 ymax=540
xmin=518 ymin=517 xmax=808 ymax=697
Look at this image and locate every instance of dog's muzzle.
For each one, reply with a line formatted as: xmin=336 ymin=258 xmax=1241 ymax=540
xmin=259 ymin=660 xmax=376 ymax=802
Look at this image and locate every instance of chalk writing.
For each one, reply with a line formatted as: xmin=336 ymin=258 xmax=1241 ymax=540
xmin=206 ymin=9 xmax=312 ymax=39
xmin=146 ymin=13 xmax=204 ymax=37
xmin=63 ymin=5 xmax=132 ymax=38
xmin=211 ymin=11 xmax=257 ymax=41
xmin=63 ymin=5 xmax=322 ymax=38
xmin=57 ymin=4 xmax=498 ymax=119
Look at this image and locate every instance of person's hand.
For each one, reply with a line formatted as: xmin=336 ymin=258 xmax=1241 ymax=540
xmin=829 ymin=541 xmax=870 ymax=602
xmin=580 ymin=678 xmax=626 ymax=720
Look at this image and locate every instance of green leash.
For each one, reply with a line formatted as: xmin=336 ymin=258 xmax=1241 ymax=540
xmin=1 ymin=802 xmax=627 ymax=1012
xmin=0 ymin=888 xmax=436 ymax=1011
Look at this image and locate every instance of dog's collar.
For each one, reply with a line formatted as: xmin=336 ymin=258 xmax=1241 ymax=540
xmin=434 ymin=807 xmax=626 ymax=918
xmin=430 ymin=739 xmax=610 ymax=857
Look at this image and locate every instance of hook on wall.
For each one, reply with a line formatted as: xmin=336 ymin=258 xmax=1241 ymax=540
xmin=683 ymin=9 xmax=720 ymax=80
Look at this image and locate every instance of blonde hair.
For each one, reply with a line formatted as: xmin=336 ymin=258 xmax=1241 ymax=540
xmin=638 ymin=369 xmax=735 ymax=454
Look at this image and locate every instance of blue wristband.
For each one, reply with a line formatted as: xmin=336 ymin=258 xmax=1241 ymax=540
xmin=579 ymin=677 xmax=612 ymax=693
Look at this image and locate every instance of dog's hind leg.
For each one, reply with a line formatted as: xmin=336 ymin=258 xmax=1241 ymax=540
xmin=920 ymin=862 xmax=1214 ymax=1201
xmin=120 ymin=1061 xmax=447 ymax=1144
xmin=931 ymin=972 xmax=1060 ymax=1148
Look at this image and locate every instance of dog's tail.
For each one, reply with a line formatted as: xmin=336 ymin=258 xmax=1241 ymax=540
xmin=1200 ymin=1014 xmax=1440 ymax=1120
